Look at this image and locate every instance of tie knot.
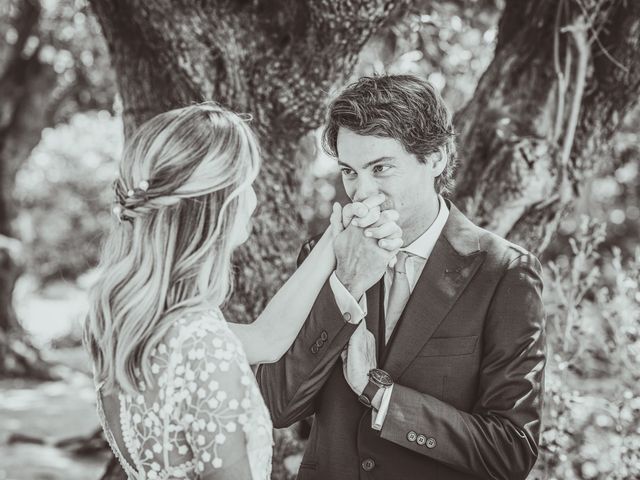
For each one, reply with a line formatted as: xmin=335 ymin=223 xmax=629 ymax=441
xmin=394 ymin=251 xmax=411 ymax=274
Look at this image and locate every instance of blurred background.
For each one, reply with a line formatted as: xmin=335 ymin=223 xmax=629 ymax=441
xmin=0 ymin=0 xmax=638 ymax=479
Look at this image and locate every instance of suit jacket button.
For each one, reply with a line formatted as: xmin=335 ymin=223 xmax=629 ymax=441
xmin=416 ymin=434 xmax=426 ymax=446
xmin=315 ymin=339 xmax=323 ymax=347
xmin=361 ymin=458 xmax=375 ymax=471
xmin=426 ymin=437 xmax=436 ymax=449
xmin=310 ymin=345 xmax=319 ymax=354
xmin=407 ymin=431 xmax=417 ymax=442
xmin=343 ymin=312 xmax=352 ymax=322
xmin=320 ymin=330 xmax=328 ymax=341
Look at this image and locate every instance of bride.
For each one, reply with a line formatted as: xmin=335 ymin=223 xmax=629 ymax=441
xmin=84 ymin=102 xmax=402 ymax=479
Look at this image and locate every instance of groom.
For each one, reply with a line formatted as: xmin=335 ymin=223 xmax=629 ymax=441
xmin=257 ymin=75 xmax=546 ymax=480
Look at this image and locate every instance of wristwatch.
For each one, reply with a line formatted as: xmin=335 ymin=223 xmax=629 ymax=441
xmin=358 ymin=368 xmax=393 ymax=408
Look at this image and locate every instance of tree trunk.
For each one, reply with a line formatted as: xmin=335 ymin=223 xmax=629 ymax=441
xmin=453 ymin=0 xmax=640 ymax=254
xmin=0 ymin=0 xmax=60 ymax=379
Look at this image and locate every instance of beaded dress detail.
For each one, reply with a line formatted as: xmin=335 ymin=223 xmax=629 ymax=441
xmin=95 ymin=310 xmax=273 ymax=479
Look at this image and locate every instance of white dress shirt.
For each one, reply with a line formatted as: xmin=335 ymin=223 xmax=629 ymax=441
xmin=329 ymin=196 xmax=450 ymax=430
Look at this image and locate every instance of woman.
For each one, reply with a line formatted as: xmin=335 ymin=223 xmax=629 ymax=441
xmin=84 ymin=102 xmax=402 ymax=479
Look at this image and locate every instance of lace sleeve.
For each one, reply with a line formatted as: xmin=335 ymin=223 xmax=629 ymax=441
xmin=175 ymin=317 xmax=260 ymax=479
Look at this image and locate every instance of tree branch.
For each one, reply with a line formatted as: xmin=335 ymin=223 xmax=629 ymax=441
xmin=452 ymin=0 xmax=640 ymax=253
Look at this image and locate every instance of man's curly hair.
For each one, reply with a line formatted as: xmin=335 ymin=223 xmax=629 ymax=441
xmin=322 ymin=74 xmax=457 ymax=196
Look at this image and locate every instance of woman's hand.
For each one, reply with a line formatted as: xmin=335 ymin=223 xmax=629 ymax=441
xmin=330 ymin=195 xmax=403 ymax=252
xmin=340 ymin=194 xmax=385 ymax=229
xmin=329 ymin=193 xmax=386 ymax=238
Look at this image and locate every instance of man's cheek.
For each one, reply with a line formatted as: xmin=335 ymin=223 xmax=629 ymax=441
xmin=343 ymin=182 xmax=356 ymax=201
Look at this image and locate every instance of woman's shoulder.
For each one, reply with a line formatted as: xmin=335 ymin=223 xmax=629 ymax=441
xmin=158 ymin=308 xmax=247 ymax=365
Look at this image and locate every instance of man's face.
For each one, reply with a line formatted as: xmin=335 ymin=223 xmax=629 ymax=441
xmin=336 ymin=128 xmax=439 ymax=233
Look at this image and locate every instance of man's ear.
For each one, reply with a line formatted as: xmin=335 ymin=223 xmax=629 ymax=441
xmin=427 ymin=147 xmax=448 ymax=177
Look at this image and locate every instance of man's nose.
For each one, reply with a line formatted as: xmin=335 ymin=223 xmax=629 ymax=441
xmin=352 ymin=175 xmax=378 ymax=203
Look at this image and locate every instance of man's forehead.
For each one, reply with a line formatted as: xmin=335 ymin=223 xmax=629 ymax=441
xmin=336 ymin=128 xmax=405 ymax=164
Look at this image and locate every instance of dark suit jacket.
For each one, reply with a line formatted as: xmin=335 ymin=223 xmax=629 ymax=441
xmin=256 ymin=201 xmax=546 ymax=480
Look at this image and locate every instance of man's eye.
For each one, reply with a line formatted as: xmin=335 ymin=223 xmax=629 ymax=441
xmin=341 ymin=168 xmax=355 ymax=176
xmin=373 ymin=165 xmax=391 ymax=173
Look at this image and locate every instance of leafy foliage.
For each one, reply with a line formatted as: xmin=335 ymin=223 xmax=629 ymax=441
xmin=535 ymin=219 xmax=640 ymax=480
xmin=14 ymin=111 xmax=122 ymax=284
xmin=0 ymin=0 xmax=114 ymax=118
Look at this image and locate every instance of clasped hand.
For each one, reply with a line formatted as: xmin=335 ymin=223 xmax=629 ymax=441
xmin=329 ymin=194 xmax=401 ymax=401
xmin=330 ymin=193 xmax=403 ymax=300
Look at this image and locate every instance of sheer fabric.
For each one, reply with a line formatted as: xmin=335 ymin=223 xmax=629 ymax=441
xmin=95 ymin=310 xmax=273 ymax=479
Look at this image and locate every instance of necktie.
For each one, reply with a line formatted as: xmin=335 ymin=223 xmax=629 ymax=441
xmin=385 ymin=251 xmax=412 ymax=343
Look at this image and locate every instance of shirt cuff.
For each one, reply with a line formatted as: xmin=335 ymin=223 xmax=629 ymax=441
xmin=371 ymin=384 xmax=394 ymax=431
xmin=329 ymin=272 xmax=367 ymax=324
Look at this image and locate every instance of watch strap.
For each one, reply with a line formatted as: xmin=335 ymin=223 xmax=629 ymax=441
xmin=359 ymin=379 xmax=380 ymax=407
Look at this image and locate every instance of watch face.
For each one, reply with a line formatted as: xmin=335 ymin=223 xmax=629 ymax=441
xmin=369 ymin=369 xmax=393 ymax=387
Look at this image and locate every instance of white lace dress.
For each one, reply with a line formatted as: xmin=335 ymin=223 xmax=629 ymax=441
xmin=95 ymin=310 xmax=273 ymax=479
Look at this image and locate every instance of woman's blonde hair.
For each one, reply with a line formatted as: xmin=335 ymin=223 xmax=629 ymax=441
xmin=84 ymin=102 xmax=260 ymax=394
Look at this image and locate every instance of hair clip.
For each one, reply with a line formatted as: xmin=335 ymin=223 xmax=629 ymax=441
xmin=127 ymin=189 xmax=135 ymax=197
xmin=113 ymin=205 xmax=123 ymax=222
xmin=138 ymin=180 xmax=150 ymax=191
xmin=112 ymin=204 xmax=133 ymax=224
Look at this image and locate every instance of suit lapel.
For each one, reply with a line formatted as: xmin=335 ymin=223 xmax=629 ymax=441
xmin=382 ymin=203 xmax=486 ymax=379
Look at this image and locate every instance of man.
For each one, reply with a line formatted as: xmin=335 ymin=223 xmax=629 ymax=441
xmin=257 ymin=75 xmax=546 ymax=480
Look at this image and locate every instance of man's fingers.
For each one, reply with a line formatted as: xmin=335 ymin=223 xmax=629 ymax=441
xmin=342 ymin=194 xmax=387 ymax=228
xmin=330 ymin=202 xmax=344 ymax=236
xmin=379 ymin=209 xmax=399 ymax=223
xmin=364 ymin=222 xmax=402 ymax=240
xmin=342 ymin=202 xmax=368 ymax=228
xmin=341 ymin=203 xmax=355 ymax=228
xmin=378 ymin=237 xmax=404 ymax=251
xmin=361 ymin=193 xmax=385 ymax=209
xmin=352 ymin=206 xmax=380 ymax=228
xmin=354 ymin=195 xmax=387 ymax=227
xmin=366 ymin=209 xmax=399 ymax=229
xmin=385 ymin=229 xmax=403 ymax=240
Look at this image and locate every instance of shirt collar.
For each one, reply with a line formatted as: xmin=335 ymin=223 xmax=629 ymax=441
xmin=401 ymin=195 xmax=450 ymax=260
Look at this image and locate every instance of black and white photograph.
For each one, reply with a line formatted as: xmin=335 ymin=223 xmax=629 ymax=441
xmin=0 ymin=0 xmax=639 ymax=479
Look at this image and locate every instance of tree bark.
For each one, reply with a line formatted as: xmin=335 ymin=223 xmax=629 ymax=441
xmin=453 ymin=0 xmax=640 ymax=254
xmin=0 ymin=0 xmax=59 ymax=379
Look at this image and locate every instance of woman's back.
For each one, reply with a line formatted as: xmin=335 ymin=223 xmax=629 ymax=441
xmin=96 ymin=310 xmax=273 ymax=479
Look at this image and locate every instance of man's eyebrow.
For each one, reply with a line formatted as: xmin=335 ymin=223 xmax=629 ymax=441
xmin=337 ymin=156 xmax=395 ymax=170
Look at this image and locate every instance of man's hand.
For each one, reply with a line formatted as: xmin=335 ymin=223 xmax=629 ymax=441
xmin=341 ymin=321 xmax=376 ymax=395
xmin=333 ymin=195 xmax=403 ymax=298
xmin=334 ymin=224 xmax=399 ymax=299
